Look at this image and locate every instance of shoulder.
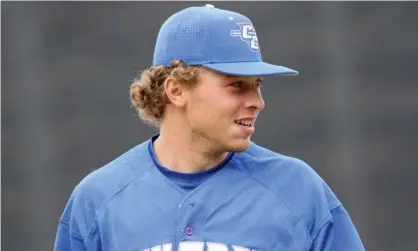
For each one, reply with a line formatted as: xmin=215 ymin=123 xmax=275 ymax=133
xmin=77 ymin=141 xmax=150 ymax=199
xmin=233 ymin=142 xmax=342 ymax=236
xmin=60 ymin=140 xmax=152 ymax=237
xmin=234 ymin=141 xmax=329 ymax=187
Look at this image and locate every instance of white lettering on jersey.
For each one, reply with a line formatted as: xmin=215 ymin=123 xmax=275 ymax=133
xmin=178 ymin=241 xmax=205 ymax=251
xmin=151 ymin=245 xmax=161 ymax=251
xmin=207 ymin=242 xmax=229 ymax=251
xmin=232 ymin=245 xmax=250 ymax=251
xmin=162 ymin=243 xmax=172 ymax=251
xmin=142 ymin=242 xmax=258 ymax=251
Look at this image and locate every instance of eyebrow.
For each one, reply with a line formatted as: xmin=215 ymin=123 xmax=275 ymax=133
xmin=224 ymin=75 xmax=264 ymax=81
xmin=223 ymin=74 xmax=237 ymax=79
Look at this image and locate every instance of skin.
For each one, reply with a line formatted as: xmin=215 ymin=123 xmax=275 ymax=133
xmin=153 ymin=67 xmax=265 ymax=173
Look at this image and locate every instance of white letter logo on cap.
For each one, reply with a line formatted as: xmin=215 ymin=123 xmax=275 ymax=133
xmin=230 ymin=23 xmax=259 ymax=52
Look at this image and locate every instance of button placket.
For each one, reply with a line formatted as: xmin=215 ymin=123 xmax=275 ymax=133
xmin=177 ymin=197 xmax=200 ymax=240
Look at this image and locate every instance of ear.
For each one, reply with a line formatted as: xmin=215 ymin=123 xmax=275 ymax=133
xmin=163 ymin=77 xmax=187 ymax=107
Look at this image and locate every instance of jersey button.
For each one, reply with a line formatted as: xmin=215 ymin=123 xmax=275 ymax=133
xmin=185 ymin=226 xmax=193 ymax=236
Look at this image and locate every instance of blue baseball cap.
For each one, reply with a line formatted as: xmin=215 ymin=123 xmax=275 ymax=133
xmin=153 ymin=4 xmax=298 ymax=77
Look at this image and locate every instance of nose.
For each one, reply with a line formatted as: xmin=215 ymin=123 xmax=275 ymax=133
xmin=245 ymin=88 xmax=265 ymax=112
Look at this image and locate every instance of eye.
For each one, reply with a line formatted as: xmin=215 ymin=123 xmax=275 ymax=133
xmin=231 ymin=81 xmax=244 ymax=88
xmin=254 ymin=78 xmax=263 ymax=88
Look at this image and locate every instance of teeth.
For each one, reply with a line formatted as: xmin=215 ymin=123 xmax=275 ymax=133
xmin=236 ymin=120 xmax=252 ymax=126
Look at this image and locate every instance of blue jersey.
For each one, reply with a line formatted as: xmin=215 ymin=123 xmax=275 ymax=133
xmin=54 ymin=135 xmax=365 ymax=251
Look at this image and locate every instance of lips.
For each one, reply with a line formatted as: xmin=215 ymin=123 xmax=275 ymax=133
xmin=234 ymin=118 xmax=256 ymax=135
xmin=234 ymin=119 xmax=253 ymax=127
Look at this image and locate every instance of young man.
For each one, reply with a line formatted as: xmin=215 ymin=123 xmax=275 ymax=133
xmin=54 ymin=4 xmax=365 ymax=251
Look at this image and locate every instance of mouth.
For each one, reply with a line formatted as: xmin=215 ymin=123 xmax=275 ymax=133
xmin=234 ymin=119 xmax=255 ymax=128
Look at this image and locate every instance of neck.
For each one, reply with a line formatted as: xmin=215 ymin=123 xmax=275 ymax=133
xmin=153 ymin=124 xmax=229 ymax=174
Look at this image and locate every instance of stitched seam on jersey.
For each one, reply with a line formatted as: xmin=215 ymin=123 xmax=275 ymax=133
xmin=330 ymin=204 xmax=343 ymax=212
xmin=329 ymin=202 xmax=342 ymax=211
xmin=59 ymin=218 xmax=84 ymax=242
xmin=231 ymin=158 xmax=312 ymax=242
xmin=85 ymin=161 xmax=151 ymax=244
xmin=71 ymin=233 xmax=84 ymax=242
xmin=310 ymin=204 xmax=344 ymax=248
xmin=60 ymin=218 xmax=70 ymax=225
xmin=310 ymin=212 xmax=335 ymax=244
xmin=310 ymin=218 xmax=332 ymax=246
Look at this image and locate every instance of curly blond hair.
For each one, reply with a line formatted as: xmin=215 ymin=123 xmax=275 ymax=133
xmin=129 ymin=60 xmax=200 ymax=127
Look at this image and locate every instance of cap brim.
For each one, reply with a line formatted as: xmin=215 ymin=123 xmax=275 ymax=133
xmin=202 ymin=61 xmax=298 ymax=77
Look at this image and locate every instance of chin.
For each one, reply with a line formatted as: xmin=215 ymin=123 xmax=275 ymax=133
xmin=225 ymin=138 xmax=251 ymax=152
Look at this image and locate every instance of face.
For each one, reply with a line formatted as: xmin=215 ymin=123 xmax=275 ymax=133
xmin=185 ymin=67 xmax=265 ymax=153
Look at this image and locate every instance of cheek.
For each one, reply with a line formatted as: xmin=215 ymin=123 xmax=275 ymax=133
xmin=188 ymin=97 xmax=234 ymax=127
xmin=188 ymin=101 xmax=218 ymax=125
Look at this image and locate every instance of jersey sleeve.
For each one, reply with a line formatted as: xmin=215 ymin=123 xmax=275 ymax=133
xmin=310 ymin=205 xmax=365 ymax=251
xmin=53 ymin=182 xmax=102 ymax=251
xmin=54 ymin=219 xmax=87 ymax=251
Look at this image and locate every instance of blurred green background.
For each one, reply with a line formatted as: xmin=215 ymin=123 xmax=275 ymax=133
xmin=2 ymin=2 xmax=418 ymax=251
